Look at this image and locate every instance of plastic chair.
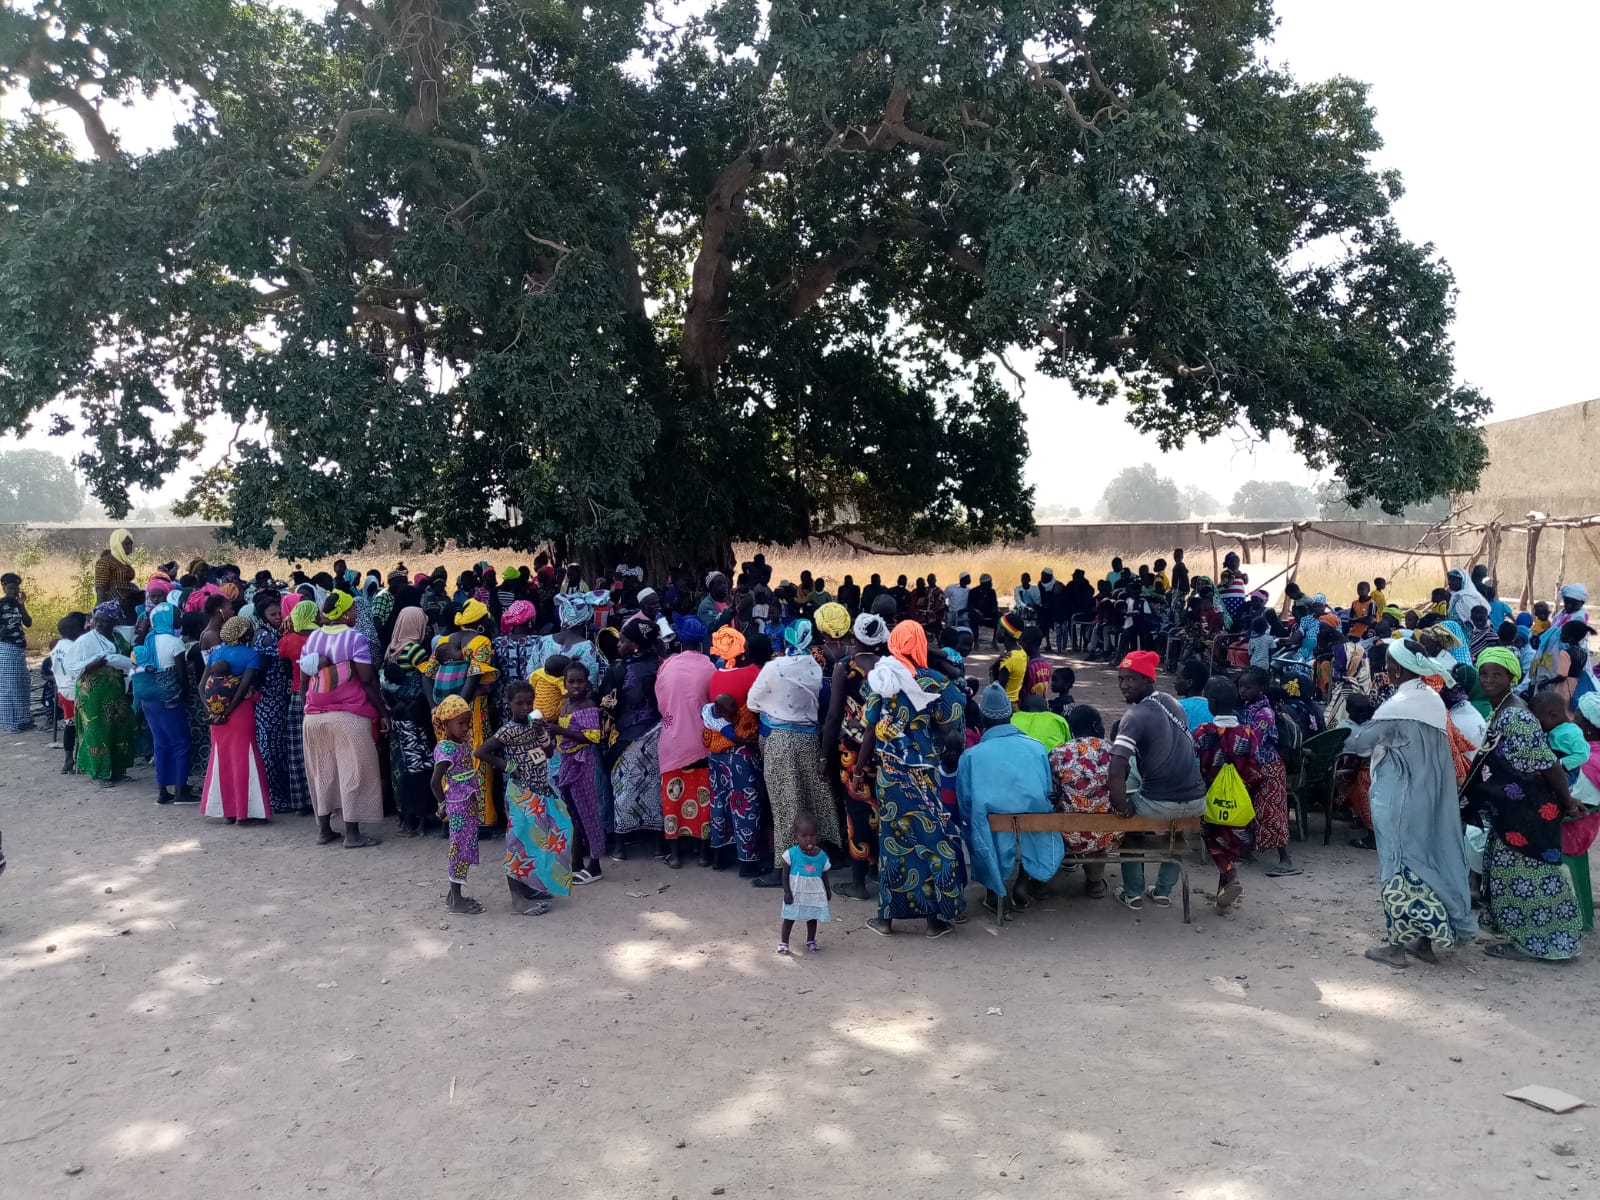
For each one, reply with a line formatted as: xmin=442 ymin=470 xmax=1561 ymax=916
xmin=1276 ymin=713 xmax=1306 ymax=840
xmin=1298 ymin=728 xmax=1352 ymax=844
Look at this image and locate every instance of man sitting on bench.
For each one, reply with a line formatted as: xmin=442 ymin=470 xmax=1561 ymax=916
xmin=958 ymin=683 xmax=1064 ymax=916
xmin=1108 ymin=650 xmax=1206 ymax=911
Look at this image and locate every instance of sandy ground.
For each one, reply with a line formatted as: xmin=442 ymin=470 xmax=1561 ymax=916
xmin=3 ymin=651 xmax=1599 ymax=1200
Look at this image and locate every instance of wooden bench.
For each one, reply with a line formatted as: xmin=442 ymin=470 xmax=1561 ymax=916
xmin=984 ymin=814 xmax=1206 ymax=924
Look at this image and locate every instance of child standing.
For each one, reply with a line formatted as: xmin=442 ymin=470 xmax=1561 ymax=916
xmin=1047 ymin=666 xmax=1076 ymax=716
xmin=1192 ymin=676 xmax=1259 ymax=912
xmin=530 ymin=653 xmax=569 ymax=724
xmin=1248 ymin=618 xmax=1276 ymax=671
xmin=779 ymin=813 xmax=832 ymax=954
xmin=553 ymin=661 xmax=607 ymax=883
xmin=432 ymin=695 xmax=483 ymax=914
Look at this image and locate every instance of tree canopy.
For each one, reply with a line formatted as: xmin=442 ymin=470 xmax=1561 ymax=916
xmin=1229 ymin=478 xmax=1318 ymax=520
xmin=1100 ymin=463 xmax=1184 ymax=522
xmin=0 ymin=448 xmax=85 ymax=522
xmin=0 ymin=0 xmax=1488 ymax=560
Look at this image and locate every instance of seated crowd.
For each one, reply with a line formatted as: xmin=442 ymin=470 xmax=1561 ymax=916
xmin=0 ymin=533 xmax=1594 ymax=962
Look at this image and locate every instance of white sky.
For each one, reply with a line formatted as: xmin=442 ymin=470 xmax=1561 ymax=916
xmin=3 ymin=0 xmax=1597 ymax=513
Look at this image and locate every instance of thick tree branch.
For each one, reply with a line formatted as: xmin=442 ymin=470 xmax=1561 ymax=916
xmin=782 ymin=218 xmax=934 ymax=320
xmin=680 ymin=143 xmax=791 ymax=386
xmin=335 ymin=0 xmax=392 ymax=38
xmin=20 ymin=46 xmax=120 ymax=161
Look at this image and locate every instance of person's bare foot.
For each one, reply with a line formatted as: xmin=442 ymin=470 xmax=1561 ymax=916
xmin=1363 ymin=944 xmax=1408 ymax=968
xmin=836 ymin=881 xmax=871 ymax=900
xmin=316 ymin=828 xmax=339 ymax=844
xmin=1409 ymin=937 xmax=1439 ymax=965
xmin=446 ymin=892 xmax=483 ymax=915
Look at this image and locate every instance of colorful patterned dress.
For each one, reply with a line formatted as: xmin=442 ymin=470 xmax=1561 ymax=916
xmin=556 ymin=702 xmax=609 ymax=861
xmin=74 ymin=634 xmax=134 ymax=780
xmin=1192 ymin=719 xmax=1259 ymax=875
xmin=1048 ymin=736 xmax=1121 ymax=854
xmin=251 ymin=622 xmax=293 ymax=813
xmin=837 ymin=657 xmax=879 ymax=864
xmin=497 ymin=718 xmax=573 ymax=896
xmin=1242 ymin=695 xmax=1290 ymax=851
xmin=865 ymin=668 xmax=966 ymax=921
xmin=705 ymin=705 xmax=764 ymax=863
xmin=437 ymin=738 xmax=481 ymax=885
xmin=422 ymin=635 xmax=499 ymax=824
xmin=1469 ymin=701 xmax=1584 ymax=960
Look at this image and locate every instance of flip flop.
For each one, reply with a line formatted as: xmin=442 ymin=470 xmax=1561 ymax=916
xmin=1265 ymin=864 xmax=1301 ymax=877
xmin=750 ymin=875 xmax=784 ymax=888
xmin=926 ymin=921 xmax=955 ymax=940
xmin=342 ymin=836 xmax=382 ymax=849
xmin=1484 ymin=941 xmax=1541 ymax=962
xmin=864 ymin=918 xmax=893 ymax=936
xmin=448 ymin=897 xmax=484 ymax=915
xmin=518 ymin=902 xmax=552 ymax=916
xmin=572 ymin=869 xmax=596 ymax=886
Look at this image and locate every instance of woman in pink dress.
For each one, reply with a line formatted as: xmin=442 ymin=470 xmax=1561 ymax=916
xmin=200 ymin=616 xmax=270 ymax=823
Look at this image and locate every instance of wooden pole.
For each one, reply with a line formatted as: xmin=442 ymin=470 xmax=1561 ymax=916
xmin=1521 ymin=523 xmax=1543 ymax=611
xmin=1557 ymin=527 xmax=1570 ymax=596
xmin=1208 ymin=531 xmax=1219 ymax=580
xmin=1237 ymin=536 xmax=1251 ymax=565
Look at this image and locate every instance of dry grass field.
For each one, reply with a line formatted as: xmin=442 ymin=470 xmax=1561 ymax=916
xmin=1 ymin=525 xmax=1454 ymax=653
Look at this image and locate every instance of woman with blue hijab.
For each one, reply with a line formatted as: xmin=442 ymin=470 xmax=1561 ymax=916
xmin=132 ymin=604 xmax=192 ymax=803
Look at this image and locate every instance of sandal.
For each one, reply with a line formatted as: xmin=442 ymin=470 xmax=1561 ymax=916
xmin=1086 ymin=879 xmax=1109 ymax=899
xmin=1113 ymin=887 xmax=1143 ymax=911
xmin=518 ymin=901 xmax=552 ymax=916
xmin=447 ymin=897 xmax=484 ymax=915
xmin=1264 ymin=863 xmax=1301 ymax=877
xmin=1144 ymin=887 xmax=1172 ymax=909
xmin=926 ymin=920 xmax=955 ymax=940
xmin=806 ymin=940 xmax=820 ymax=952
xmin=1349 ymin=836 xmax=1377 ymax=850
xmin=1484 ymin=941 xmax=1542 ymax=962
xmin=864 ymin=917 xmax=894 ymax=936
xmin=777 ymin=942 xmax=791 ymax=955
xmin=571 ymin=869 xmax=597 ymax=886
xmin=342 ymin=836 xmax=382 ymax=849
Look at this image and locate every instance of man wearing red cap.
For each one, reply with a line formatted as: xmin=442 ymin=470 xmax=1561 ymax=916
xmin=1108 ymin=649 xmax=1205 ymax=911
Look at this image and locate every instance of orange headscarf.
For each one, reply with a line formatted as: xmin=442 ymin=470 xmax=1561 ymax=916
xmin=888 ymin=619 xmax=927 ymax=673
xmin=710 ymin=624 xmax=746 ymax=665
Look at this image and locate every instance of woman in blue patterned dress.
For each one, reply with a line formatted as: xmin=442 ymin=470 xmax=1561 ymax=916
xmin=854 ymin=621 xmax=966 ymax=938
xmin=1468 ymin=647 xmax=1586 ymax=961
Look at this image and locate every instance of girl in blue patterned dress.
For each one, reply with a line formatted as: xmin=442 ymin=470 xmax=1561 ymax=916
xmin=779 ymin=814 xmax=831 ymax=954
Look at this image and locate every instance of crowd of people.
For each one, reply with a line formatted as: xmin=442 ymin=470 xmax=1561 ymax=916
xmin=1 ymin=531 xmax=1595 ymax=962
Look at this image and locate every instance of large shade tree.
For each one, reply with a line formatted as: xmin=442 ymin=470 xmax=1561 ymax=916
xmin=0 ymin=0 xmax=1488 ymax=563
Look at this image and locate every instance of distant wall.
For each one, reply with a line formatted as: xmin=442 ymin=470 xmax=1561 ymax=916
xmin=1020 ymin=521 xmax=1442 ymax=554
xmin=1460 ymin=398 xmax=1600 ymax=598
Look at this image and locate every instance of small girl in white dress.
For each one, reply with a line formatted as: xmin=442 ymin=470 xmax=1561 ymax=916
xmin=779 ymin=813 xmax=831 ymax=954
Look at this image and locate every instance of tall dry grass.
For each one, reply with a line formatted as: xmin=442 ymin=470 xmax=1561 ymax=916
xmin=744 ymin=542 xmax=1445 ymax=608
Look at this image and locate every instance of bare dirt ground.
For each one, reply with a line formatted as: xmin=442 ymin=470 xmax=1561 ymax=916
xmin=3 ymin=650 xmax=1598 ymax=1200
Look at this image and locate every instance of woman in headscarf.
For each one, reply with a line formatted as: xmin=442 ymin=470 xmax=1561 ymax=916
xmin=531 ymin=591 xmax=608 ymax=685
xmin=93 ymin=529 xmax=137 ymax=606
xmin=703 ymin=628 xmax=768 ymax=874
xmin=823 ymin=611 xmax=890 ymax=899
xmin=1344 ymin=638 xmax=1478 ymax=967
xmin=382 ymin=640 xmax=436 ymax=836
xmin=131 ymin=603 xmax=190 ymax=803
xmin=491 ymin=599 xmax=541 ymax=729
xmin=421 ymin=598 xmax=501 ymax=826
xmin=1324 ymin=636 xmax=1373 ymax=727
xmin=554 ymin=658 xmax=609 ymax=882
xmin=178 ymin=609 xmax=213 ymax=791
xmin=199 ymin=615 xmax=270 ymax=823
xmin=747 ymin=619 xmax=844 ymax=887
xmin=601 ymin=615 xmax=665 ymax=859
xmin=68 ymin=602 xmax=136 ymax=785
xmin=1236 ymin=668 xmax=1298 ymax=876
xmin=477 ymin=679 xmax=571 ymax=914
xmin=0 ymin=572 xmax=33 ymax=733
xmin=1467 ymin=646 xmax=1586 ymax=961
xmin=302 ymin=589 xmax=388 ymax=848
xmin=276 ymin=598 xmax=320 ymax=815
xmin=247 ymin=592 xmax=295 ymax=814
xmin=1445 ymin=567 xmax=1489 ymax=630
xmin=655 ymin=614 xmax=716 ymax=868
xmin=855 ymin=619 xmax=967 ymax=937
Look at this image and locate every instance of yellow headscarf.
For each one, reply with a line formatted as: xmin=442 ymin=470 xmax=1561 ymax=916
xmin=455 ymin=598 xmax=489 ymax=627
xmin=289 ymin=599 xmax=320 ymax=632
xmin=109 ymin=528 xmax=133 ymax=565
xmin=813 ymin=602 xmax=851 ymax=639
xmin=324 ymin=590 xmax=354 ymax=621
xmin=432 ymin=694 xmax=471 ymax=742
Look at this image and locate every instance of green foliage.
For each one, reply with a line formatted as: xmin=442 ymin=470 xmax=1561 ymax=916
xmin=1316 ymin=481 xmax=1449 ymax=523
xmin=0 ymin=0 xmax=1487 ymax=557
xmin=1182 ymin=486 xmax=1220 ymax=518
xmin=0 ymin=449 xmax=85 ymax=522
xmin=1229 ymin=479 xmax=1319 ymax=520
xmin=1101 ymin=464 xmax=1185 ymax=522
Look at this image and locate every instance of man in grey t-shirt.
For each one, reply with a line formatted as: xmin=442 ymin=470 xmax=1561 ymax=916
xmin=1108 ymin=649 xmax=1204 ymax=910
